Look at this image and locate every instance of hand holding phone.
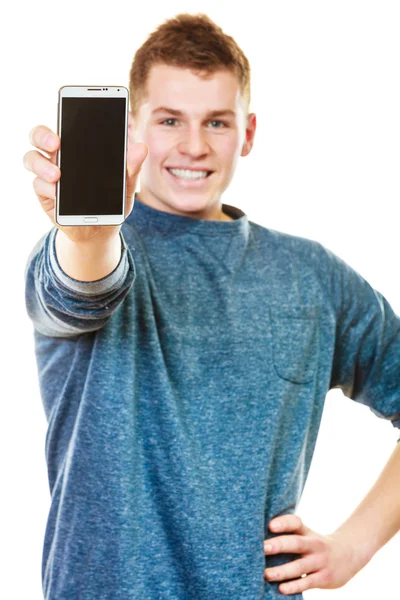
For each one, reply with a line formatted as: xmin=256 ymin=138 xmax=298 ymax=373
xmin=23 ymin=119 xmax=148 ymax=246
xmin=23 ymin=88 xmax=148 ymax=281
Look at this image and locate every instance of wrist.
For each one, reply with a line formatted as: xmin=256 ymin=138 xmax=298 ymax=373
xmin=55 ymin=228 xmax=122 ymax=282
xmin=328 ymin=526 xmax=375 ymax=576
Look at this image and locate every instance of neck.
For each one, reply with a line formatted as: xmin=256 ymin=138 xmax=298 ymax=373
xmin=135 ymin=192 xmax=233 ymax=222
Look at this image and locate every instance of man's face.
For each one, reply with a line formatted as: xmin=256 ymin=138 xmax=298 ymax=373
xmin=129 ymin=64 xmax=256 ymax=220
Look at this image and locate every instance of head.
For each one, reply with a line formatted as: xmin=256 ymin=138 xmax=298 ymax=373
xmin=128 ymin=13 xmax=256 ymax=220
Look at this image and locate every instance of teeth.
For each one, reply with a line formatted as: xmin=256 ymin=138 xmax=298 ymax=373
xmin=169 ymin=168 xmax=209 ymax=180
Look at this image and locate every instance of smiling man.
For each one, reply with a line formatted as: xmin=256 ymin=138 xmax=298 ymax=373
xmin=23 ymin=12 xmax=400 ymax=600
xmin=129 ymin=63 xmax=255 ymax=221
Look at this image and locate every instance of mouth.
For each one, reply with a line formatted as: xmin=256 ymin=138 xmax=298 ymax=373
xmin=166 ymin=167 xmax=213 ymax=176
xmin=165 ymin=168 xmax=214 ymax=187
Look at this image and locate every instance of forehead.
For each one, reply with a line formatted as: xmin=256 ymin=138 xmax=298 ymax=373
xmin=142 ymin=64 xmax=243 ymax=115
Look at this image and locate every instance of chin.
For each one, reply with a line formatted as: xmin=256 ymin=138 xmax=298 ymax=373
xmin=165 ymin=193 xmax=216 ymax=214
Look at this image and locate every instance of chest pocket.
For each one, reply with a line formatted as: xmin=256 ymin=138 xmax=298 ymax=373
xmin=270 ymin=305 xmax=319 ymax=384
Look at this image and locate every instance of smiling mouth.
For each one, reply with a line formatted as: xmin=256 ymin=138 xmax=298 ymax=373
xmin=166 ymin=168 xmax=213 ymax=178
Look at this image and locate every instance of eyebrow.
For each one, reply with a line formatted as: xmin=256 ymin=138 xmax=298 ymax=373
xmin=151 ymin=106 xmax=236 ymax=118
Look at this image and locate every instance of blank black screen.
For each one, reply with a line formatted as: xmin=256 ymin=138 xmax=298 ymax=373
xmin=59 ymin=97 xmax=126 ymax=215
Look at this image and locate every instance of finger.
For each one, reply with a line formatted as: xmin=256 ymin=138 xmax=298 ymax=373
xmin=36 ymin=193 xmax=56 ymax=223
xmin=278 ymin=571 xmax=322 ymax=596
xmin=28 ymin=125 xmax=60 ymax=164
xmin=23 ymin=150 xmax=60 ymax=182
xmin=269 ymin=514 xmax=305 ymax=533
xmin=264 ymin=534 xmax=309 ymax=555
xmin=33 ymin=177 xmax=56 ymax=202
xmin=265 ymin=555 xmax=321 ymax=584
xmin=32 ymin=177 xmax=57 ymax=222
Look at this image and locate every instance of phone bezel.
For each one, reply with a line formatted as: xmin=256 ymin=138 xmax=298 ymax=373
xmin=56 ymin=85 xmax=129 ymax=226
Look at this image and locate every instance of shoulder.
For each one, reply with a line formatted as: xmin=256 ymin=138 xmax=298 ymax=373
xmin=247 ymin=219 xmax=334 ymax=269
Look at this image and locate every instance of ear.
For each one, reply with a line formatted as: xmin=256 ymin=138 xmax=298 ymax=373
xmin=241 ymin=113 xmax=257 ymax=157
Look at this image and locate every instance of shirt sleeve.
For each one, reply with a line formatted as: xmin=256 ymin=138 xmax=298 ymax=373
xmin=325 ymin=245 xmax=400 ymax=434
xmin=24 ymin=227 xmax=136 ymax=338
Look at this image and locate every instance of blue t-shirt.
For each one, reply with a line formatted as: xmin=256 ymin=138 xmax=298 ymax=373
xmin=25 ymin=196 xmax=400 ymax=600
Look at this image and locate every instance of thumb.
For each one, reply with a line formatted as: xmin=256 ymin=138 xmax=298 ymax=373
xmin=125 ymin=142 xmax=148 ymax=216
xmin=127 ymin=142 xmax=148 ymax=179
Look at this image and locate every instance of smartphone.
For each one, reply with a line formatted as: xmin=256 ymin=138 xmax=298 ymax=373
xmin=56 ymin=85 xmax=129 ymax=226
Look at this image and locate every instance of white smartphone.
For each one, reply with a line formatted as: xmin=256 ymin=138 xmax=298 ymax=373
xmin=56 ymin=85 xmax=129 ymax=226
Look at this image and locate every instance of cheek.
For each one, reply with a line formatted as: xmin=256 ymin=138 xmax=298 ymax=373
xmin=144 ymin=129 xmax=175 ymax=165
xmin=145 ymin=130 xmax=164 ymax=154
xmin=216 ymin=133 xmax=241 ymax=162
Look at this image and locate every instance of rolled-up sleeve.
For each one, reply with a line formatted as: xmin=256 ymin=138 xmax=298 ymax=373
xmin=24 ymin=227 xmax=136 ymax=338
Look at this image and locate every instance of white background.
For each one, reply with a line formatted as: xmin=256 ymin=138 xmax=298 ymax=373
xmin=2 ymin=1 xmax=399 ymax=598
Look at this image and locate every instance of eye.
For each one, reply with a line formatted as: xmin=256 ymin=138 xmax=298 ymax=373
xmin=161 ymin=118 xmax=178 ymax=126
xmin=208 ymin=120 xmax=226 ymax=128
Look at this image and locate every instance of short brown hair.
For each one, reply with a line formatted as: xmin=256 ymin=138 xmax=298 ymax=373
xmin=129 ymin=13 xmax=251 ymax=118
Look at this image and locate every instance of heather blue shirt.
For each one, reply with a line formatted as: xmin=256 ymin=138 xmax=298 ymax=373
xmin=25 ymin=195 xmax=400 ymax=600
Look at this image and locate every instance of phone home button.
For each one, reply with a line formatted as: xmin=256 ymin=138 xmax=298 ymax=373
xmin=84 ymin=217 xmax=98 ymax=223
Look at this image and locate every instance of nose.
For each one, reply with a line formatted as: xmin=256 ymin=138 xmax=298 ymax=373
xmin=177 ymin=126 xmax=210 ymax=158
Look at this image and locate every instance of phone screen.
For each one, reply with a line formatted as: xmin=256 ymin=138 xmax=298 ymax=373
xmin=58 ymin=97 xmax=126 ymax=216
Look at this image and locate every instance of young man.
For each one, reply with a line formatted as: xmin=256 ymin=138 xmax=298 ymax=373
xmin=23 ymin=12 xmax=400 ymax=600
